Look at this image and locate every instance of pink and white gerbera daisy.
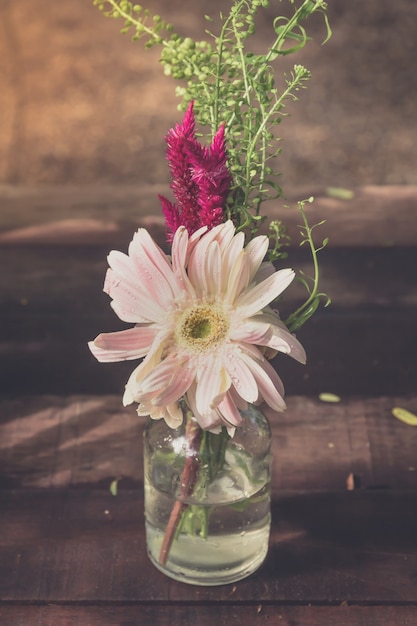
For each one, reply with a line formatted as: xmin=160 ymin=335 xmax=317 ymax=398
xmin=88 ymin=220 xmax=306 ymax=432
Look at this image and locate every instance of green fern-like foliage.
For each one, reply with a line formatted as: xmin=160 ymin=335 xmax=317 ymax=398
xmin=93 ymin=0 xmax=332 ymax=327
xmin=94 ymin=1 xmax=329 ymax=229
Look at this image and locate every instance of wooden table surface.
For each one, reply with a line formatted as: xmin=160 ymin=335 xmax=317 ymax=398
xmin=1 ymin=186 xmax=417 ymax=625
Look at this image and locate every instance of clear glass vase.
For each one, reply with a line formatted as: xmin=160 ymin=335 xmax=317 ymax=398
xmin=143 ymin=402 xmax=272 ymax=586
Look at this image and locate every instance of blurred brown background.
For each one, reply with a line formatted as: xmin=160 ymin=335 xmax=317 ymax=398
xmin=1 ymin=0 xmax=416 ymax=190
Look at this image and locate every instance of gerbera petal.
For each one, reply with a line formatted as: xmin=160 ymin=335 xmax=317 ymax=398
xmin=204 ymin=220 xmax=235 ymax=252
xmin=122 ymin=336 xmax=167 ymax=405
xmin=268 ymin=327 xmax=306 ymax=363
xmin=229 ymin=319 xmax=272 ymax=345
xmin=235 ymin=268 xmax=295 ymax=318
xmin=129 ymin=229 xmax=181 ymax=304
xmin=88 ymin=326 xmax=158 ymax=362
xmin=103 ymin=268 xmax=153 ymax=323
xmin=186 ymin=383 xmax=223 ymax=432
xmin=253 ymin=261 xmax=276 ymax=283
xmin=221 ymin=231 xmax=245 ymax=284
xmin=224 ymin=249 xmax=251 ymax=303
xmin=240 ymin=352 xmax=286 ymax=412
xmin=106 ymin=249 xmax=143 ymax=290
xmin=165 ymin=402 xmax=185 ymax=428
xmin=187 ymin=233 xmax=211 ymax=297
xmin=245 ymin=235 xmax=269 ymax=282
xmin=171 ymin=226 xmax=196 ymax=299
xmin=137 ymin=356 xmax=181 ymax=396
xmin=205 ymin=241 xmax=222 ymax=295
xmin=153 ymin=363 xmax=195 ymax=406
xmin=222 ymin=349 xmax=259 ymax=403
xmin=105 ymin=267 xmax=166 ymax=324
xmin=195 ymin=355 xmax=231 ymax=417
xmin=217 ymin=392 xmax=244 ymax=427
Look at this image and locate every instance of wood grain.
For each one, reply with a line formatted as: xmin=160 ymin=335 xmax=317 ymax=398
xmin=1 ymin=395 xmax=417 ymax=490
xmin=1 ymin=489 xmax=416 ymax=604
xmin=0 ymin=185 xmax=417 ymax=246
xmin=0 ymin=604 xmax=415 ymax=626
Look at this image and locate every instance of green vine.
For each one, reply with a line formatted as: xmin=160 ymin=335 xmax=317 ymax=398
xmin=285 ymin=197 xmax=331 ymax=332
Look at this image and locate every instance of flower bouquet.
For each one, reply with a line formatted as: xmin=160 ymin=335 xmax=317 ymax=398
xmin=89 ymin=0 xmax=331 ymax=585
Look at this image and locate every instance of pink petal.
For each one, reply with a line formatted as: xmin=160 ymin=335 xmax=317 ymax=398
xmin=217 ymin=392 xmax=244 ymax=427
xmin=229 ymin=319 xmax=272 ymax=345
xmin=195 ymin=355 xmax=231 ymax=417
xmin=122 ymin=334 xmax=168 ymax=405
xmin=259 ymin=312 xmax=307 ymax=363
xmin=269 ymin=327 xmax=306 ymax=363
xmin=129 ymin=229 xmax=181 ymax=303
xmin=187 ymin=235 xmax=221 ymax=298
xmin=105 ymin=269 xmax=165 ymax=324
xmin=240 ymin=352 xmax=286 ymax=412
xmin=185 ymin=383 xmax=223 ymax=432
xmin=88 ymin=326 xmax=158 ymax=362
xmin=171 ymin=226 xmax=196 ymax=298
xmin=153 ymin=361 xmax=195 ymax=406
xmin=222 ymin=349 xmax=259 ymax=403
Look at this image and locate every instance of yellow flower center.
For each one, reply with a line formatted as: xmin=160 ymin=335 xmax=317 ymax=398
xmin=175 ymin=304 xmax=229 ymax=352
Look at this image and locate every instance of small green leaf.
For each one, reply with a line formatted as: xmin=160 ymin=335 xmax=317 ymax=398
xmin=392 ymin=407 xmax=417 ymax=426
xmin=110 ymin=478 xmax=120 ymax=496
xmin=319 ymin=393 xmax=341 ymax=403
xmin=326 ymin=187 xmax=354 ymax=200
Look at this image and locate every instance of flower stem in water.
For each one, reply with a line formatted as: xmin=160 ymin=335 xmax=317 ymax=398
xmin=159 ymin=417 xmax=203 ymax=566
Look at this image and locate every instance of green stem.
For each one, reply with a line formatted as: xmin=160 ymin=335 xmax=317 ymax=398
xmin=285 ymin=199 xmax=326 ymax=332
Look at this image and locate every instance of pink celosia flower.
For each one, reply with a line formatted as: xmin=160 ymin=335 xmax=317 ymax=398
xmin=88 ymin=221 xmax=306 ymax=433
xmin=159 ymin=102 xmax=231 ymax=240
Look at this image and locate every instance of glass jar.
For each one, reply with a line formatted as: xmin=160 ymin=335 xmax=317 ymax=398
xmin=143 ymin=402 xmax=272 ymax=586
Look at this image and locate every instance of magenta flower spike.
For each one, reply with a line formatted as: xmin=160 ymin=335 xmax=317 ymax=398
xmin=159 ymin=102 xmax=232 ymax=240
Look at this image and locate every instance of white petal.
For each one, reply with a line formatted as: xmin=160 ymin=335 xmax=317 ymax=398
xmin=205 ymin=241 xmax=222 ymax=295
xmin=236 ymin=268 xmax=295 ymax=318
xmin=187 ymin=233 xmax=211 ymax=297
xmin=221 ymin=231 xmax=245 ymax=286
xmin=225 ymin=250 xmax=251 ymax=304
xmin=164 ymin=402 xmax=185 ymax=428
xmin=253 ymin=261 xmax=276 ymax=283
xmin=245 ymin=235 xmax=269 ymax=282
xmin=207 ymin=220 xmax=236 ymax=252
